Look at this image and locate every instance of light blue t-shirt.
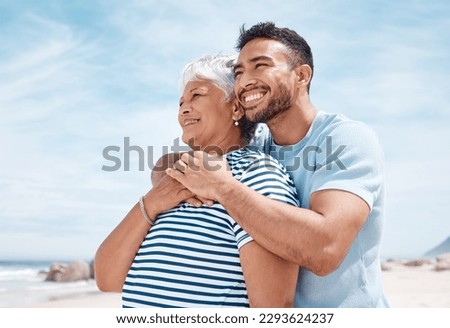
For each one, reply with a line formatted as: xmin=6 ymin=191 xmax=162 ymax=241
xmin=252 ymin=111 xmax=389 ymax=308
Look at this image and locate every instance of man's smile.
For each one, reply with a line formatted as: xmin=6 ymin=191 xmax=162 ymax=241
xmin=239 ymin=87 xmax=269 ymax=108
xmin=244 ymin=92 xmax=264 ymax=103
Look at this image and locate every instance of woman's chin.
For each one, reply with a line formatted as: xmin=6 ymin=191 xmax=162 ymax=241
xmin=188 ymin=144 xmax=202 ymax=151
xmin=181 ymin=135 xmax=193 ymax=146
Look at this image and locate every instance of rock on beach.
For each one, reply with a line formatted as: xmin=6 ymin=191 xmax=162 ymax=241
xmin=45 ymin=260 xmax=91 ymax=282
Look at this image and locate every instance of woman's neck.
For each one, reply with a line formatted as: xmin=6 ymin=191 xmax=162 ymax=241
xmin=201 ymin=140 xmax=246 ymax=155
xmin=190 ymin=132 xmax=246 ymax=155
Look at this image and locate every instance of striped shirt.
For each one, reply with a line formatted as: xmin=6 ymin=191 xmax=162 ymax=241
xmin=122 ymin=147 xmax=299 ymax=308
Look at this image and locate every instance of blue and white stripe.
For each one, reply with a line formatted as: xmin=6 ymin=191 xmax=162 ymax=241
xmin=122 ymin=147 xmax=299 ymax=308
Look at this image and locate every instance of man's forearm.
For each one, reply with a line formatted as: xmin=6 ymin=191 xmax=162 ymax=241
xmin=217 ymin=179 xmax=336 ymax=275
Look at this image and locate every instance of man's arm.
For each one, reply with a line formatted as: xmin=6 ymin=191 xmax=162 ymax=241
xmin=223 ymin=181 xmax=369 ymax=275
xmin=166 ymin=151 xmax=370 ymax=276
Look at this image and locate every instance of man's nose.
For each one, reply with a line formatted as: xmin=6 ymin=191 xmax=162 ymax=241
xmin=237 ymin=72 xmax=258 ymax=90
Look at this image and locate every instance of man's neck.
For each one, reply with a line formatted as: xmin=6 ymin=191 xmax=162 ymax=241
xmin=268 ymin=102 xmax=317 ymax=146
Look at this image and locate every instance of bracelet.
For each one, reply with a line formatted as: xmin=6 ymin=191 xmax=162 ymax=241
xmin=139 ymin=196 xmax=155 ymax=226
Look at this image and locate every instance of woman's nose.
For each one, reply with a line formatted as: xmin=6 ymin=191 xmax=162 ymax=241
xmin=179 ymin=104 xmax=191 ymax=115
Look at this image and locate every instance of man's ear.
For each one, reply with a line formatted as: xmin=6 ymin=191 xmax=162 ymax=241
xmin=294 ymin=64 xmax=313 ymax=86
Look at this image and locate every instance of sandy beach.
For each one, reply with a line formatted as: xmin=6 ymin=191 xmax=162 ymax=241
xmin=381 ymin=261 xmax=450 ymax=308
xmin=22 ymin=262 xmax=450 ymax=308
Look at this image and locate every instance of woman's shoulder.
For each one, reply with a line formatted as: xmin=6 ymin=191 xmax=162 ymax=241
xmin=226 ymin=146 xmax=271 ymax=163
xmin=226 ymin=146 xmax=288 ymax=175
xmin=227 ymin=147 xmax=299 ymax=205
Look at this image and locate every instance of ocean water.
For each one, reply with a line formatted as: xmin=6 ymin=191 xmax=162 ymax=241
xmin=0 ymin=260 xmax=98 ymax=307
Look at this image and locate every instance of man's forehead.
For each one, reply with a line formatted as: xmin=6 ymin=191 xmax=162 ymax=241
xmin=237 ymin=39 xmax=289 ymax=61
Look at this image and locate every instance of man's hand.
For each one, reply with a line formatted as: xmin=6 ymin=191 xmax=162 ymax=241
xmin=165 ymin=151 xmax=234 ymax=201
xmin=144 ymin=174 xmax=194 ymax=219
xmin=151 ymin=152 xmax=214 ymax=207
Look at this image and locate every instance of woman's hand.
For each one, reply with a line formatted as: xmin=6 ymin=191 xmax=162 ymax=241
xmin=144 ymin=174 xmax=195 ymax=219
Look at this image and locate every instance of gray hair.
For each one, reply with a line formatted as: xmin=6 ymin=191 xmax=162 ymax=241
xmin=180 ymin=54 xmax=236 ymax=101
xmin=179 ymin=54 xmax=257 ymax=143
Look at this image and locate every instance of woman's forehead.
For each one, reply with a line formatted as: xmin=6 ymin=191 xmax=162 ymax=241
xmin=183 ymin=79 xmax=223 ymax=95
xmin=185 ymin=79 xmax=211 ymax=91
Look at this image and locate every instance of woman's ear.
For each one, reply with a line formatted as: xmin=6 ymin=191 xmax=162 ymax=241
xmin=231 ymin=101 xmax=245 ymax=121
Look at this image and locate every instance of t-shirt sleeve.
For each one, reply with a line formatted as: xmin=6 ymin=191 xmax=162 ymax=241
xmin=233 ymin=152 xmax=300 ymax=249
xmin=310 ymin=121 xmax=384 ymax=210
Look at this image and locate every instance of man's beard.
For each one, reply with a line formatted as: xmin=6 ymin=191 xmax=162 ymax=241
xmin=245 ymin=83 xmax=292 ymax=124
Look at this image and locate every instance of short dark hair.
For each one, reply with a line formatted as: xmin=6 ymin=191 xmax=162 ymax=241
xmin=236 ymin=21 xmax=314 ymax=83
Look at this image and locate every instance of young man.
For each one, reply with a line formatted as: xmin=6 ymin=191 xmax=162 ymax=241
xmin=167 ymin=22 xmax=388 ymax=307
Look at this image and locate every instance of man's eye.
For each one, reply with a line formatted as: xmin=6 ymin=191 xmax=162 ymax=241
xmin=255 ymin=63 xmax=267 ymax=68
xmin=192 ymin=93 xmax=201 ymax=99
xmin=234 ymin=71 xmax=242 ymax=77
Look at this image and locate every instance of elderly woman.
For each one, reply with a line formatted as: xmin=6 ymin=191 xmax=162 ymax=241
xmin=95 ymin=55 xmax=299 ymax=307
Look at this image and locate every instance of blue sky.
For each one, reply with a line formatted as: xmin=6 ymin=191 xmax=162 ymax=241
xmin=0 ymin=0 xmax=449 ymax=261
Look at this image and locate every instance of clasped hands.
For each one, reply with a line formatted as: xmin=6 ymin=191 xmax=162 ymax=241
xmin=150 ymin=151 xmax=231 ymax=212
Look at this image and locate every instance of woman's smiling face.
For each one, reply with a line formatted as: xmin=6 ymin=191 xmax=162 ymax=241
xmin=178 ymin=79 xmax=236 ymax=151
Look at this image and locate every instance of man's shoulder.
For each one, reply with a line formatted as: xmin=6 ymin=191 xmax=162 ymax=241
xmin=248 ymin=112 xmax=380 ymax=150
xmin=317 ymin=111 xmax=375 ymax=132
